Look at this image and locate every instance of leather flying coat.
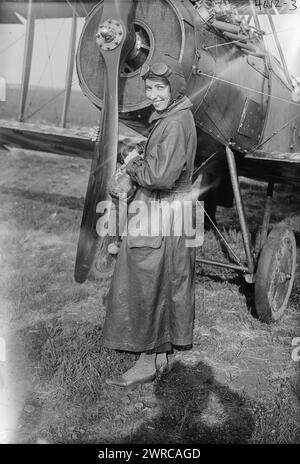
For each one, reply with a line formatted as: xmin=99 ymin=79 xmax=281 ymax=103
xmin=102 ymin=96 xmax=197 ymax=352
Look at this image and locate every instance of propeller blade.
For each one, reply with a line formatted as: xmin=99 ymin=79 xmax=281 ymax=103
xmin=75 ymin=0 xmax=135 ymax=283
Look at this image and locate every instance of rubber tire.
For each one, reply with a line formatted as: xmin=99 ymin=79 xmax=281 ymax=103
xmin=254 ymin=226 xmax=297 ymax=323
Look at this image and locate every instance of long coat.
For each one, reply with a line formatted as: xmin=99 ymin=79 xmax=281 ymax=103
xmin=102 ymin=96 xmax=197 ymax=352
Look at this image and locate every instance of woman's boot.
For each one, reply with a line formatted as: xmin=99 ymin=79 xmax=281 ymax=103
xmin=106 ymin=352 xmax=168 ymax=387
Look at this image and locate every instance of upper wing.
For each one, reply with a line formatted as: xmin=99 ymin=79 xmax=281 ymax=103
xmin=0 ymin=1 xmax=98 ymax=24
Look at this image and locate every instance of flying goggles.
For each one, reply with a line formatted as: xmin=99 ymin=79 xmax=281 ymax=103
xmin=140 ymin=61 xmax=184 ymax=79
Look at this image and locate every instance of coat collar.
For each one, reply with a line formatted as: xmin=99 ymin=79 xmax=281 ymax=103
xmin=149 ymin=96 xmax=193 ymax=124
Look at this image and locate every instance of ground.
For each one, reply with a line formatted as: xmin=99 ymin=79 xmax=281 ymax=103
xmin=0 ymin=147 xmax=299 ymax=444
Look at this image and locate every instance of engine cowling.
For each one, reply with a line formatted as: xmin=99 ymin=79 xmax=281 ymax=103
xmin=76 ymin=0 xmax=197 ymax=113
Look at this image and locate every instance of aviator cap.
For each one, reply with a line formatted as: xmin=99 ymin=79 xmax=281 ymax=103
xmin=140 ymin=54 xmax=187 ymax=102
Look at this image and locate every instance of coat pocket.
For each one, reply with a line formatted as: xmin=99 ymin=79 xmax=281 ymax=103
xmin=127 ymin=234 xmax=163 ymax=249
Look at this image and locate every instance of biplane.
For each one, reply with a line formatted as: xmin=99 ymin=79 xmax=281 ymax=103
xmin=0 ymin=0 xmax=299 ymax=324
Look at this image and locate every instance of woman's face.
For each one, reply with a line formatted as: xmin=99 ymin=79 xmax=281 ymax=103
xmin=144 ymin=78 xmax=171 ymax=112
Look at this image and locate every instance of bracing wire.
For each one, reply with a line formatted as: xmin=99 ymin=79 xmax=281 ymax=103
xmin=13 ymin=0 xmax=300 ymax=154
xmin=24 ymin=78 xmax=79 ymax=120
xmin=43 ymin=18 xmax=60 ymax=125
xmin=25 ymin=0 xmax=86 ymax=120
xmin=198 ymin=71 xmax=300 ymax=107
xmin=194 ymin=70 xmax=300 ymax=151
xmin=199 ymin=71 xmax=300 ymax=151
xmin=65 ymin=0 xmax=86 ymax=24
xmin=204 ymin=26 xmax=300 ymax=50
xmin=0 ymin=33 xmax=25 ymax=56
xmin=253 ymin=109 xmax=300 ymax=151
xmin=25 ymin=17 xmax=67 ymax=116
xmin=79 ymin=0 xmax=88 ymax=17
xmin=198 ymin=201 xmax=244 ymax=266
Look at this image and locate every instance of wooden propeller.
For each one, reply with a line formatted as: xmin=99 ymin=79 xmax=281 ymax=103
xmin=75 ymin=0 xmax=135 ymax=283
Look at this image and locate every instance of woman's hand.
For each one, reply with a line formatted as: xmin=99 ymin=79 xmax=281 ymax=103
xmin=123 ymin=148 xmax=141 ymax=165
xmin=117 ymin=140 xmax=145 ymax=165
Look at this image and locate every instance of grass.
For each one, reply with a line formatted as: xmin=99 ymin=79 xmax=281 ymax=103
xmin=0 ymin=147 xmax=299 ymax=444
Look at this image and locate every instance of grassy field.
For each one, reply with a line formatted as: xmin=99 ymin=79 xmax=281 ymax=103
xmin=0 ymin=146 xmax=299 ymax=444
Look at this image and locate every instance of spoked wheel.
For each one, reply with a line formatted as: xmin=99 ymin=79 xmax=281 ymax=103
xmin=254 ymin=226 xmax=297 ymax=323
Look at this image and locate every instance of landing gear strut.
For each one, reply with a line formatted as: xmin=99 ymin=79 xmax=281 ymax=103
xmin=196 ymin=146 xmax=297 ymax=323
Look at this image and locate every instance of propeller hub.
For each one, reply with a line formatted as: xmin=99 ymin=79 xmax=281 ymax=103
xmin=96 ymin=19 xmax=124 ymax=51
xmin=100 ymin=26 xmax=116 ymax=42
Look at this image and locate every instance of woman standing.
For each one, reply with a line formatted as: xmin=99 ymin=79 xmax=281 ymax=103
xmin=103 ymin=54 xmax=198 ymax=387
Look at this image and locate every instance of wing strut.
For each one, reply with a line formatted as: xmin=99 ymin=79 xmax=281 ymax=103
xmin=18 ymin=0 xmax=35 ymax=122
xmin=267 ymin=12 xmax=293 ymax=88
xmin=61 ymin=0 xmax=78 ymax=127
xmin=249 ymin=0 xmax=261 ymax=31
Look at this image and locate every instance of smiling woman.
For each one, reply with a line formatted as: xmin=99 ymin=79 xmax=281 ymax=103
xmin=144 ymin=79 xmax=171 ymax=112
xmin=103 ymin=54 xmax=198 ymax=387
xmin=141 ymin=57 xmax=187 ymax=111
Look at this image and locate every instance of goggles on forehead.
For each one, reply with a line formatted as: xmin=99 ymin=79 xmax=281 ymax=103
xmin=140 ymin=62 xmax=172 ymax=79
xmin=140 ymin=61 xmax=184 ymax=80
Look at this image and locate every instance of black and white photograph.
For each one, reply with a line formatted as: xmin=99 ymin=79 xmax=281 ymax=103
xmin=0 ymin=0 xmax=299 ymax=448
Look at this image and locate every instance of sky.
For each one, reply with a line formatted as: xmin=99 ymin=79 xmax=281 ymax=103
xmin=260 ymin=14 xmax=300 ymax=77
xmin=0 ymin=16 xmax=84 ymax=90
xmin=0 ymin=12 xmax=300 ymax=90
